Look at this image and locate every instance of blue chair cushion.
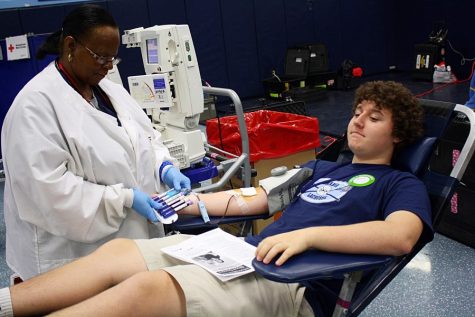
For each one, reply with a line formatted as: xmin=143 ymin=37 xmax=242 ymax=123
xmin=392 ymin=137 xmax=437 ymax=175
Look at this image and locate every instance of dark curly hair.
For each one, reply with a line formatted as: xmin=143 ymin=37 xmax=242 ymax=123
xmin=353 ymin=81 xmax=424 ymax=151
xmin=36 ymin=4 xmax=117 ymax=59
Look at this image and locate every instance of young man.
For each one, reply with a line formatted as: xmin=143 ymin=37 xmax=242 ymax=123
xmin=0 ymin=81 xmax=433 ymax=317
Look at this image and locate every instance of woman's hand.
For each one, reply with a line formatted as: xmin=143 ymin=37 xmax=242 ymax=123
xmin=255 ymin=228 xmax=311 ymax=266
xmin=132 ymin=188 xmax=164 ymax=222
xmin=162 ymin=166 xmax=191 ymax=191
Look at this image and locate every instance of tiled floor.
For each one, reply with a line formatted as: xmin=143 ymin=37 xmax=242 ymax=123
xmin=0 ymin=71 xmax=474 ymax=316
xmin=361 ymin=233 xmax=475 ymax=317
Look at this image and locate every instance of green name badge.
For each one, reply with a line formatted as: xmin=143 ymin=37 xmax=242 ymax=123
xmin=348 ymin=174 xmax=375 ymax=187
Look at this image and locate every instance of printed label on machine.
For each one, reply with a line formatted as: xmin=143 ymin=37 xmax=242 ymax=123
xmin=128 ymin=74 xmax=172 ymax=109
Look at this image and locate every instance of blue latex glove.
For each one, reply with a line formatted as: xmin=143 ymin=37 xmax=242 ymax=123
xmin=162 ymin=166 xmax=191 ymax=191
xmin=131 ymin=188 xmax=164 ymax=223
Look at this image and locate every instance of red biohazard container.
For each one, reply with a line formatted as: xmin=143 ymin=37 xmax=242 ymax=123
xmin=206 ymin=110 xmax=320 ymax=163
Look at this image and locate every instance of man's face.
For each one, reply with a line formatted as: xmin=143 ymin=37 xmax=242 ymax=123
xmin=347 ymin=100 xmax=399 ymax=164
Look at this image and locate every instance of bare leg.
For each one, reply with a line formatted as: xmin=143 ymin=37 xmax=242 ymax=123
xmin=11 ymin=238 xmax=148 ymax=316
xmin=49 ymin=270 xmax=186 ymax=317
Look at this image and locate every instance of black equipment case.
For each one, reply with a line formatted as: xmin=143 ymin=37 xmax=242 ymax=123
xmin=412 ymin=43 xmax=441 ymax=81
xmin=262 ymin=48 xmax=310 ymax=99
xmin=262 ymin=47 xmax=328 ymax=102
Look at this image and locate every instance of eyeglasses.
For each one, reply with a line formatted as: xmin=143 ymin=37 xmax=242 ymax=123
xmin=75 ymin=38 xmax=121 ymax=66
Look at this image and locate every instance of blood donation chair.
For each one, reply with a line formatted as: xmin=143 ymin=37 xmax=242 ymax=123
xmin=252 ymin=100 xmax=475 ymax=316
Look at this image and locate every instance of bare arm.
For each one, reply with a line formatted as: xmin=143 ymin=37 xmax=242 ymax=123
xmin=256 ymin=210 xmax=424 ymax=266
xmin=178 ymin=187 xmax=269 ymax=217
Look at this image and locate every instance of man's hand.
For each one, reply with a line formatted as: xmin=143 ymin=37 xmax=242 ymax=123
xmin=255 ymin=229 xmax=310 ymax=266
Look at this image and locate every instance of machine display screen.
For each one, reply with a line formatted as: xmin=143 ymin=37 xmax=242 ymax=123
xmin=153 ymin=78 xmax=166 ymax=90
xmin=146 ymin=38 xmax=159 ymax=64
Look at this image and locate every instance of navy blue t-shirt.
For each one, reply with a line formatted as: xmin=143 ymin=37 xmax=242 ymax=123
xmin=246 ymin=160 xmax=433 ymax=246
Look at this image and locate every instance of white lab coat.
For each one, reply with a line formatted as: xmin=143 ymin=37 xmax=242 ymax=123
xmin=1 ymin=62 xmax=172 ymax=280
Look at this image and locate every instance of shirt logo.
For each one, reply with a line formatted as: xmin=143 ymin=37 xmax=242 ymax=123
xmin=301 ymin=178 xmax=352 ymax=204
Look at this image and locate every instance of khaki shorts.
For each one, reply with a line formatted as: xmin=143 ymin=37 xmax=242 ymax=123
xmin=134 ymin=235 xmax=313 ymax=317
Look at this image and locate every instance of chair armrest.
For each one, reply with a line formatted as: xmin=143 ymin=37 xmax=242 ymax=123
xmin=252 ymin=250 xmax=393 ymax=283
xmin=169 ymin=214 xmax=269 ymax=231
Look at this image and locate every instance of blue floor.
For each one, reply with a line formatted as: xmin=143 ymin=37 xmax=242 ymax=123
xmin=1 ymin=72 xmax=474 ymax=315
xmin=361 ymin=234 xmax=475 ymax=317
xmin=0 ymin=181 xmax=15 ymax=287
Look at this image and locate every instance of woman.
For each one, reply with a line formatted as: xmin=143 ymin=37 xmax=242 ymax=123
xmin=1 ymin=4 xmax=190 ymax=281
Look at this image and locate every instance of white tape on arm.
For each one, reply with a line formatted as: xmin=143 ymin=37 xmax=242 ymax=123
xmin=225 ymin=190 xmax=251 ymax=215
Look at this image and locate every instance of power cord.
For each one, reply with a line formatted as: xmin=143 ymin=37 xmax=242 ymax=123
xmin=447 ymin=39 xmax=475 ymax=66
xmin=415 ymin=60 xmax=475 ymax=98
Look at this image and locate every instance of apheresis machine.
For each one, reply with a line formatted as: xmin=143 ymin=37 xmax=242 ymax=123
xmin=122 ymin=25 xmax=205 ymax=169
xmin=123 ymin=25 xmax=252 ymax=191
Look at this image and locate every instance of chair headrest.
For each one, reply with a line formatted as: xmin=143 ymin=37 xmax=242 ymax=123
xmin=392 ymin=137 xmax=437 ymax=175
